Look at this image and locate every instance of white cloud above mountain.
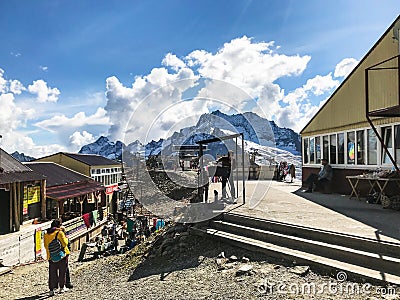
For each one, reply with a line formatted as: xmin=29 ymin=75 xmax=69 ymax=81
xmin=0 ymin=36 xmax=359 ymax=157
xmin=103 ymin=36 xmax=347 ymax=143
xmin=69 ymin=130 xmax=95 ymax=149
xmin=35 ymin=107 xmax=110 ymax=132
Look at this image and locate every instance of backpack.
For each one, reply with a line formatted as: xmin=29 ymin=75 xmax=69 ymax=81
xmin=48 ymin=232 xmax=66 ymax=262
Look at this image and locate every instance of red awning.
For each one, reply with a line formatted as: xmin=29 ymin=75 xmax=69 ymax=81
xmin=46 ymin=181 xmax=105 ymax=200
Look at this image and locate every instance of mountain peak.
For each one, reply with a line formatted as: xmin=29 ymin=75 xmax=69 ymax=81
xmin=11 ymin=151 xmax=35 ymax=162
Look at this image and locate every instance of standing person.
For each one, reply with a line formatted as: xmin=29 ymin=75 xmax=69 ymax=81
xmin=304 ymin=158 xmax=333 ymax=192
xmin=289 ymin=163 xmax=296 ymax=183
xmin=44 ymin=219 xmax=70 ymax=296
xmin=217 ymin=150 xmax=235 ymax=200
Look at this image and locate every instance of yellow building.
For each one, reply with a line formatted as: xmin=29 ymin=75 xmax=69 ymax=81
xmin=301 ymin=15 xmax=400 ymax=194
xmin=35 ymin=153 xmax=122 ymax=211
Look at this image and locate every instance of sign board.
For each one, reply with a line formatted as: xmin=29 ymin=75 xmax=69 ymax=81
xmin=106 ymin=184 xmax=119 ymax=195
xmin=24 ymin=185 xmax=41 ymax=205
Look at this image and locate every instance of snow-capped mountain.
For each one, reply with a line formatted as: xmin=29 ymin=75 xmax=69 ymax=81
xmin=201 ymin=110 xmax=301 ymax=154
xmin=79 ymin=111 xmax=301 ymax=163
xmin=11 ymin=151 xmax=35 ymax=162
xmin=79 ymin=136 xmax=124 ymax=160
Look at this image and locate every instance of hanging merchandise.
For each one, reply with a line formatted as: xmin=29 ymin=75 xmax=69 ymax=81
xmin=82 ymin=213 xmax=91 ymax=228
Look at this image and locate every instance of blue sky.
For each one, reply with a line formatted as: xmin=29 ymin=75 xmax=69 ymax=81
xmin=0 ymin=1 xmax=399 ymax=157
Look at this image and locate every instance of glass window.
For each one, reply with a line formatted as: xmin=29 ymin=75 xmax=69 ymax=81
xmin=303 ymin=138 xmax=309 ymax=164
xmin=367 ymin=129 xmax=378 ymax=165
xmin=356 ymin=130 xmax=365 ymax=165
xmin=309 ymin=137 xmax=315 ymax=164
xmin=347 ymin=132 xmax=355 ymax=165
xmin=323 ymin=136 xmax=329 ymax=161
xmin=330 ymin=134 xmax=337 ymax=164
xmin=395 ymin=125 xmax=400 ymax=162
xmin=382 ymin=126 xmax=393 ymax=164
xmin=338 ymin=133 xmax=345 ymax=164
xmin=315 ymin=136 xmax=321 ymax=164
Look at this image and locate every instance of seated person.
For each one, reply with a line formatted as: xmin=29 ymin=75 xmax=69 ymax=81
xmin=304 ymin=158 xmax=333 ymax=193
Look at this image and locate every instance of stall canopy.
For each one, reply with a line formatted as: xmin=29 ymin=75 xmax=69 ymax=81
xmin=25 ymin=162 xmax=104 ymax=200
xmin=46 ymin=181 xmax=104 ymax=200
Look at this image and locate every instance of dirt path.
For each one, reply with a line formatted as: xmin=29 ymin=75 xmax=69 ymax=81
xmin=0 ymin=225 xmax=398 ymax=300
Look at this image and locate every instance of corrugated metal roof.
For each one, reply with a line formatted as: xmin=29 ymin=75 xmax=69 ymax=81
xmin=0 ymin=171 xmax=45 ymax=185
xmin=62 ymin=153 xmax=121 ymax=166
xmin=0 ymin=148 xmax=44 ymax=185
xmin=46 ymin=181 xmax=104 ymax=200
xmin=25 ymin=162 xmax=98 ymax=187
xmin=0 ymin=148 xmax=32 ymax=172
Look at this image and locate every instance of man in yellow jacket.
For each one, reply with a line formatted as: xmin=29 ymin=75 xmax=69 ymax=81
xmin=44 ymin=218 xmax=70 ymax=296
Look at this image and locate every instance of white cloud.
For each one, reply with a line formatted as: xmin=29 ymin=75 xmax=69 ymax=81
xmin=186 ymin=36 xmax=311 ymax=98
xmin=0 ymin=92 xmax=58 ymax=158
xmin=69 ymin=130 xmax=95 ymax=148
xmin=0 ymin=69 xmax=7 ymax=94
xmin=162 ymin=53 xmax=186 ymax=71
xmin=35 ymin=107 xmax=110 ymax=132
xmin=39 ymin=65 xmax=48 ymax=71
xmin=0 ymin=68 xmax=66 ymax=157
xmin=275 ymin=73 xmax=339 ymax=131
xmin=334 ymin=58 xmax=359 ymax=78
xmin=28 ymin=79 xmax=60 ymax=102
xmin=9 ymin=80 xmax=26 ymax=95
xmin=105 ymin=65 xmax=198 ymax=142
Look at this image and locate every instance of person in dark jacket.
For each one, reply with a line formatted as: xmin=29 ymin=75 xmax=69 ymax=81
xmin=304 ymin=158 xmax=333 ymax=192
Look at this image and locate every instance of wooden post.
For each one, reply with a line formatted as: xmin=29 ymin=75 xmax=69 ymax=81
xmin=41 ymin=179 xmax=46 ymax=220
xmin=13 ymin=182 xmax=20 ymax=231
xmin=9 ymin=183 xmax=12 ymax=232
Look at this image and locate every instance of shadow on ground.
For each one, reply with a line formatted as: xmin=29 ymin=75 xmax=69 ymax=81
xmin=127 ymin=232 xmax=273 ymax=282
xmin=293 ymin=188 xmax=400 ymax=242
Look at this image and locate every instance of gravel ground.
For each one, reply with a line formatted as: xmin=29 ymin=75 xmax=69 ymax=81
xmin=0 ymin=225 xmax=399 ymax=300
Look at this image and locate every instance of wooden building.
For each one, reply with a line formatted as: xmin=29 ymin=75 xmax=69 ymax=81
xmin=25 ymin=162 xmax=105 ymax=221
xmin=0 ymin=149 xmax=45 ymax=234
xmin=301 ymin=16 xmax=400 ymax=194
xmin=35 ymin=152 xmax=122 ymax=211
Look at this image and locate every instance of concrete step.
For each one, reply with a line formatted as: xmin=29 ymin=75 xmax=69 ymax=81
xmin=211 ymin=220 xmax=400 ymax=276
xmin=191 ymin=227 xmax=400 ymax=285
xmin=221 ymin=213 xmax=400 ymax=259
xmin=0 ymin=266 xmax=11 ymax=276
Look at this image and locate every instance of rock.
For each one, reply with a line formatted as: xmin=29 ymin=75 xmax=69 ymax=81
xmin=290 ymin=266 xmax=310 ymax=276
xmin=235 ymin=264 xmax=253 ymax=276
xmin=273 ymin=265 xmax=280 ymax=270
xmin=241 ymin=256 xmax=250 ymax=263
xmin=216 ymin=258 xmax=228 ymax=266
xmin=229 ymin=255 xmax=238 ymax=262
xmin=217 ymin=251 xmax=225 ymax=258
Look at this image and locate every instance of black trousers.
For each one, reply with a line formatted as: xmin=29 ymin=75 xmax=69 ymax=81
xmin=48 ymin=257 xmax=67 ymax=290
xmin=305 ymin=174 xmax=329 ymax=191
xmin=221 ymin=172 xmax=235 ymax=198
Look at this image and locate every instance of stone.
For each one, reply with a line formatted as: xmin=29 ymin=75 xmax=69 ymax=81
xmin=235 ymin=264 xmax=253 ymax=276
xmin=216 ymin=258 xmax=228 ymax=266
xmin=273 ymin=265 xmax=280 ymax=270
xmin=241 ymin=256 xmax=250 ymax=263
xmin=229 ymin=255 xmax=238 ymax=262
xmin=217 ymin=251 xmax=225 ymax=258
xmin=290 ymin=265 xmax=310 ymax=276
